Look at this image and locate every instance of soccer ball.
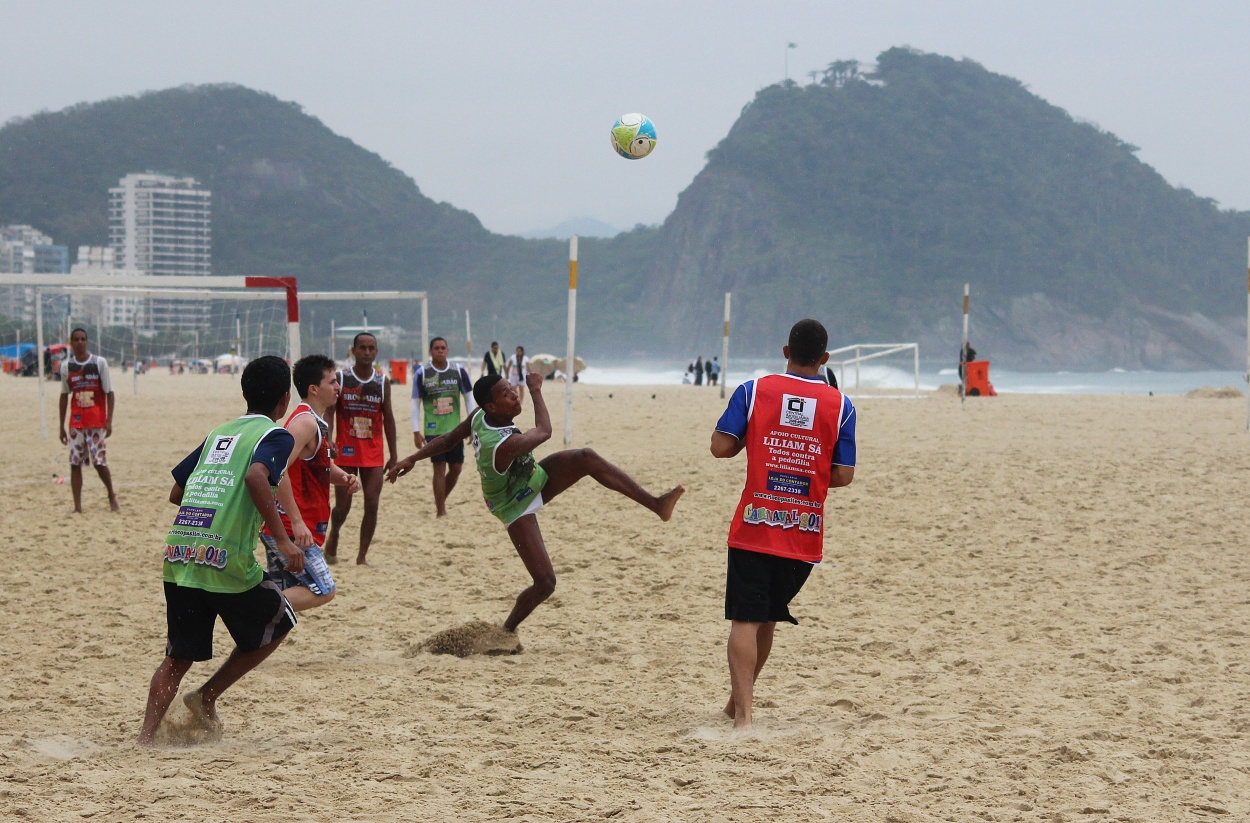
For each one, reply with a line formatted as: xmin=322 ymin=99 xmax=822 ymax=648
xmin=610 ymin=113 xmax=657 ymax=160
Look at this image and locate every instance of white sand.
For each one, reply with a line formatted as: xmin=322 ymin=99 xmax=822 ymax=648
xmin=2 ymin=371 xmax=1248 ymax=820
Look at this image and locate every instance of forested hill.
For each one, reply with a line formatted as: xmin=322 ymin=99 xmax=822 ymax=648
xmin=2 ymin=54 xmax=1247 ymax=368
xmin=603 ymin=47 xmax=1250 ymax=367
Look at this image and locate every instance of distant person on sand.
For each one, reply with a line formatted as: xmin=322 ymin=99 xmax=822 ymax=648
xmin=958 ymin=342 xmax=977 ymax=381
xmin=821 ymin=364 xmax=838 ymax=389
xmin=139 ymin=356 xmax=302 ymax=745
xmin=710 ymin=319 xmax=856 ymax=729
xmin=411 ymin=336 xmax=477 ymax=517
xmin=324 ymin=333 xmax=397 ymax=566
xmin=694 ymin=356 xmax=704 ymax=386
xmin=507 ymin=346 xmax=530 ymax=405
xmin=58 ymin=328 xmax=119 ymax=513
xmin=710 ymin=357 xmax=721 ymax=387
xmin=388 ymin=371 xmax=684 ymax=639
xmin=704 ymin=357 xmax=714 ymax=386
xmin=482 ymin=341 xmax=507 ymax=379
xmin=261 ymin=355 xmax=361 ymax=612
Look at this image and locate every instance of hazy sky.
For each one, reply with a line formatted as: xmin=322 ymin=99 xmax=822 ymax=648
xmin=4 ymin=1 xmax=1248 ymax=235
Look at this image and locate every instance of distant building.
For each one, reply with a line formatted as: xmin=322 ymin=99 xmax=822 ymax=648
xmin=69 ymin=247 xmax=144 ymax=329
xmin=0 ymin=224 xmax=69 ymax=322
xmin=108 ymin=172 xmax=212 ymax=330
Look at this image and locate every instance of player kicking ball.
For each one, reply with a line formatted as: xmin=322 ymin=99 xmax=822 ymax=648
xmin=388 ymin=371 xmax=684 ymax=636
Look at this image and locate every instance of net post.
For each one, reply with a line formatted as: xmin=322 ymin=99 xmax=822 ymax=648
xmin=36 ymin=288 xmax=47 ymax=439
xmin=564 ymin=236 xmax=578 ymax=446
xmin=961 ymin=283 xmax=970 ymax=406
xmin=420 ymin=296 xmax=429 ymax=372
xmin=720 ymin=292 xmax=731 ymax=399
xmin=914 ymin=344 xmax=920 ymax=398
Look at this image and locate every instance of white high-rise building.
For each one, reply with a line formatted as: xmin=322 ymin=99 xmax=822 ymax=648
xmin=108 ymin=173 xmax=212 ymax=330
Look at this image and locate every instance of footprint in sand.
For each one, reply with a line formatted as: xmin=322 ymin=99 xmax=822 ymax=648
xmin=408 ymin=620 xmax=523 ymax=658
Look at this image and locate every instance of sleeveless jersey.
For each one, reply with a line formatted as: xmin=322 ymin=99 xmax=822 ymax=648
xmin=64 ymin=355 xmax=109 ymax=429
xmin=727 ymin=374 xmax=846 ymax=564
xmin=418 ymin=362 xmax=471 ymax=437
xmin=470 ymin=408 xmax=548 ymax=524
xmin=264 ymin=403 xmax=333 ymax=545
xmin=335 ymin=367 xmax=387 ymax=467
xmin=483 ymin=349 xmax=506 ymax=377
xmin=164 ymin=415 xmax=283 ymax=593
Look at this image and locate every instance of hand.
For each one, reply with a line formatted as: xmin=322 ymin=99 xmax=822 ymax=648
xmin=526 ymin=372 xmax=544 ymax=392
xmin=345 ymin=474 xmax=362 ymax=494
xmin=385 ymin=456 xmax=397 ymax=472
xmin=412 ymin=433 xmax=425 ymax=449
xmin=291 ymin=521 xmax=315 ymax=549
xmin=105 ymin=422 xmax=113 ymax=438
xmin=277 ymin=537 xmax=305 ymax=574
xmin=327 ymin=440 xmax=338 ymax=460
xmin=59 ymin=428 xmax=68 ymax=445
xmin=387 ymin=455 xmax=418 ymax=483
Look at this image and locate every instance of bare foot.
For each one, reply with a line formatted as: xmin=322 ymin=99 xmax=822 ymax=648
xmin=325 ymin=552 xmax=338 ymax=565
xmin=109 ymin=497 xmax=120 ymax=512
xmin=723 ymin=697 xmax=735 ymax=719
xmin=355 ymin=555 xmax=370 ymax=566
xmin=655 ymin=486 xmax=685 ymax=521
xmin=182 ymin=691 xmax=223 ymax=740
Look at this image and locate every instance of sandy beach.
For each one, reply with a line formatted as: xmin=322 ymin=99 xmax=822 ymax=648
xmin=2 ymin=370 xmax=1248 ymax=822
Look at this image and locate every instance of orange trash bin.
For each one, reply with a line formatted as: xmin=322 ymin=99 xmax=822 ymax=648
xmin=964 ymin=359 xmax=997 ymax=396
xmin=389 ymin=359 xmax=408 ymax=385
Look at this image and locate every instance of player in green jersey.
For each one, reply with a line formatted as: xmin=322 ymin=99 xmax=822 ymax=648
xmin=388 ymin=371 xmax=684 ymax=635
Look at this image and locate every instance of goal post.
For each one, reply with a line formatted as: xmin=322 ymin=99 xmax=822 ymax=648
xmin=827 ymin=343 xmax=921 ymax=397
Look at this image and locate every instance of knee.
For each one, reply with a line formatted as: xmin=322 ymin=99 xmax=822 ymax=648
xmin=578 ymin=447 xmax=600 ymax=463
xmin=322 ymin=590 xmax=336 ymax=605
xmin=533 ymin=574 xmax=557 ymax=600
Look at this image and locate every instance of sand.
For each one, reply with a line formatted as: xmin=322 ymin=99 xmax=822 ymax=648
xmin=2 ymin=371 xmax=1249 ymax=821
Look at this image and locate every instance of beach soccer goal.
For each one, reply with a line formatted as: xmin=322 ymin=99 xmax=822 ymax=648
xmin=827 ymin=343 xmax=921 ymax=397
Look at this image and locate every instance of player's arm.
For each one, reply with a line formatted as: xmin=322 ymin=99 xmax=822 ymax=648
xmin=328 ymin=461 xmax=362 ymax=492
xmin=710 ymin=381 xmax=751 ymax=459
xmin=460 ymin=366 xmax=478 ymax=428
xmin=168 ymin=440 xmax=205 ymax=505
xmin=58 ymin=392 xmax=69 ymax=444
xmin=710 ymin=432 xmax=744 ymax=458
xmin=829 ymin=399 xmax=856 ymax=488
xmin=388 ymin=416 xmax=472 ymax=482
xmin=105 ymin=392 xmax=115 ymax=438
xmin=382 ymin=376 xmax=398 ymax=468
xmin=410 ymin=368 xmax=425 ymax=449
xmin=323 ymin=402 xmax=336 ymax=454
xmin=494 ymin=372 xmax=550 ymax=468
xmin=100 ymin=359 xmax=114 ymax=437
xmin=246 ymin=462 xmax=304 ymax=574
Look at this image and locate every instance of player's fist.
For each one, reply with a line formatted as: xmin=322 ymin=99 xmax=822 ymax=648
xmin=526 ymin=372 xmax=544 ymax=392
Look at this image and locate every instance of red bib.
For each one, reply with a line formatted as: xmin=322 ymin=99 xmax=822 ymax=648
xmin=65 ymin=356 xmax=108 ymax=429
xmin=726 ymin=374 xmax=845 ymax=563
xmin=264 ymin=403 xmax=333 ymax=544
xmin=334 ymin=368 xmax=386 ymax=467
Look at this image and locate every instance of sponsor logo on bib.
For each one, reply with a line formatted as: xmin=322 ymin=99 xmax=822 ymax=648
xmin=206 ymin=435 xmax=239 ymax=464
xmin=780 ymin=395 xmax=816 ymax=430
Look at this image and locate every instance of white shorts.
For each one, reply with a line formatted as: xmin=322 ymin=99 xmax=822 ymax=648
xmin=509 ymin=374 xmax=526 ymax=387
xmin=68 ymin=427 xmax=108 ymax=467
xmin=503 ymin=492 xmax=544 ymax=526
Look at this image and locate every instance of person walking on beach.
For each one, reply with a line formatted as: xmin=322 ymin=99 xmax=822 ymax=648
xmin=694 ymin=356 xmax=704 ymax=386
xmin=323 ymin=333 xmax=397 ymax=565
xmin=388 ymin=371 xmax=684 ymax=638
xmin=710 ymin=357 xmax=721 ymax=387
xmin=482 ymin=341 xmax=507 ymax=379
xmin=507 ymin=346 xmax=530 ymax=406
xmin=58 ymin=328 xmax=119 ymax=513
xmin=262 ymin=354 xmax=361 ymax=612
xmin=411 ymin=336 xmax=476 ymax=517
xmin=139 ymin=356 xmax=303 ymax=745
xmin=710 ymin=319 xmax=856 ymax=729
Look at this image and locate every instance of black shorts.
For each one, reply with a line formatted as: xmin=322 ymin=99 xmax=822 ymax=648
xmin=163 ymin=575 xmax=297 ymax=661
xmin=431 ymin=439 xmax=465 ymax=465
xmin=724 ymin=547 xmax=813 ymax=624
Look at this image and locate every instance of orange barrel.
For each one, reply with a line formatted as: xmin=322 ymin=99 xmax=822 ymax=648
xmin=964 ymin=359 xmax=997 ymax=397
xmin=389 ymin=359 xmax=408 ymax=385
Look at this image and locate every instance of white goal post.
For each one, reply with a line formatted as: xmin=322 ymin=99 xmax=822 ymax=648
xmin=827 ymin=343 xmax=921 ymax=397
xmin=0 ymin=273 xmax=428 ymax=438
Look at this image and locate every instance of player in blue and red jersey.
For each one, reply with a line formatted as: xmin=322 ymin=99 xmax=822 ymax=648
xmin=710 ymin=319 xmax=856 ymax=729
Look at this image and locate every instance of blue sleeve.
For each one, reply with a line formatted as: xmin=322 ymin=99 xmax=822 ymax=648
xmin=411 ymin=366 xmax=423 ymax=399
xmin=171 ymin=440 xmax=207 ymax=487
xmin=714 ymin=380 xmax=754 ymax=439
xmin=832 ymin=397 xmax=856 ymax=467
xmin=253 ymin=428 xmax=296 ymax=486
xmin=459 ymin=366 xmax=473 ymax=394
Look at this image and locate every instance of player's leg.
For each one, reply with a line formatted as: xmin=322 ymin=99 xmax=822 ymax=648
xmin=95 ymin=465 xmax=120 ymax=510
xmin=538 ymin=448 xmax=683 ymax=520
xmin=88 ymin=430 xmax=119 ymax=510
xmin=444 ymin=460 xmax=463 ymax=499
xmin=70 ymin=464 xmax=84 ymax=512
xmin=431 ymin=460 xmax=449 ymax=517
xmin=355 ymin=466 xmax=384 ymax=564
xmin=502 ymin=514 xmax=556 ymax=632
xmin=198 ymin=580 xmax=297 ymax=722
xmin=324 ymin=466 xmax=359 ymax=562
xmin=68 ymin=429 xmax=84 ymax=512
xmin=723 ymin=621 xmax=774 ymax=720
xmin=138 ymin=656 xmax=195 ymax=744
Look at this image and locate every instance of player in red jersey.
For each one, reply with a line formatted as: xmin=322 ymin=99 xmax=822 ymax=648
xmin=710 ymin=319 xmax=856 ymax=729
xmin=262 ymin=355 xmax=361 ymax=611
xmin=58 ymin=328 xmax=119 ymax=512
xmin=324 ymin=333 xmax=397 ymax=565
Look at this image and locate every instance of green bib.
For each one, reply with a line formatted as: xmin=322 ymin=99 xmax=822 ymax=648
xmin=421 ymin=363 xmax=465 ymax=437
xmin=470 ymin=408 xmax=548 ymax=524
xmin=163 ymin=415 xmax=283 ymax=593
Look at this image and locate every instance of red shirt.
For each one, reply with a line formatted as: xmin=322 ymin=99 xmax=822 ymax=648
xmin=63 ymin=355 xmax=109 ymax=429
xmin=334 ymin=367 xmax=387 ymax=467
xmin=726 ymin=374 xmax=847 ymax=563
xmin=264 ymin=403 xmax=333 ymax=544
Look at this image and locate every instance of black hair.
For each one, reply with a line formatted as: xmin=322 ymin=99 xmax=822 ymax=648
xmin=515 ymin=345 xmax=525 ymax=353
xmin=787 ymin=319 xmax=828 ymax=367
xmin=352 ymin=332 xmax=377 ymax=348
xmin=473 ymin=374 xmax=504 ymax=408
xmin=70 ymin=327 xmax=87 ymax=339
xmin=429 ymin=336 xmax=447 ymax=351
xmin=490 ymin=341 xmax=499 ymax=347
xmin=241 ymin=355 xmax=291 ymax=412
xmin=292 ymin=354 xmax=337 ymax=399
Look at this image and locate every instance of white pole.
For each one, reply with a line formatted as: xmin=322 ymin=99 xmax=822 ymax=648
xmin=961 ymin=283 xmax=970 ymax=406
xmin=330 ymin=319 xmax=335 ymax=362
xmin=420 ymin=296 xmax=429 ymax=377
xmin=466 ymin=309 xmax=472 ymax=358
xmin=1245 ymin=238 xmax=1249 ymax=429
xmin=257 ymin=323 xmax=264 ymax=359
xmin=132 ymin=308 xmax=139 ymax=396
xmin=193 ymin=329 xmax=199 ymax=363
xmin=855 ymin=345 xmax=860 ymax=390
xmin=287 ymin=319 xmax=300 ymax=363
xmin=564 ymin=236 xmax=578 ymax=445
xmin=720 ymin=293 xmax=731 ymax=399
xmin=913 ymin=344 xmax=920 ymax=398
xmin=36 ymin=288 xmax=47 ymax=439
xmin=362 ymin=308 xmax=369 ymax=335
xmin=234 ymin=314 xmax=241 ymax=376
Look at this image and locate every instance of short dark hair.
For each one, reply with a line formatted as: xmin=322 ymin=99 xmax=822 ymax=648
xmin=490 ymin=341 xmax=499 ymax=347
xmin=292 ymin=354 xmax=337 ymax=399
xmin=788 ymin=319 xmax=828 ymax=367
xmin=241 ymin=355 xmax=291 ymax=412
xmin=70 ymin=327 xmax=87 ymax=339
xmin=429 ymin=336 xmax=447 ymax=351
xmin=515 ymin=345 xmax=524 ymax=353
xmin=474 ymin=374 xmax=503 ymax=408
xmin=352 ymin=332 xmax=376 ymax=348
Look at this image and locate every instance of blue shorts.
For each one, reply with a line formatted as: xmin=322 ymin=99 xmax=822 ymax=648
xmin=260 ymin=533 xmax=337 ymax=596
xmin=431 ymin=439 xmax=465 ymax=465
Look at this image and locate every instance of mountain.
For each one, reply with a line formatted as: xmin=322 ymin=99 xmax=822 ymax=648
xmin=519 ymin=218 xmax=623 ymax=240
xmin=2 ymin=53 xmax=1247 ymax=368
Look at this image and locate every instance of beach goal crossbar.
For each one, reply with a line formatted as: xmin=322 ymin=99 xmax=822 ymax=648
xmin=827 ymin=343 xmax=921 ymax=397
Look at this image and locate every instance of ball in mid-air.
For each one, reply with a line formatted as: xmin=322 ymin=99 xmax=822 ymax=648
xmin=611 ymin=113 xmax=657 ymax=160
